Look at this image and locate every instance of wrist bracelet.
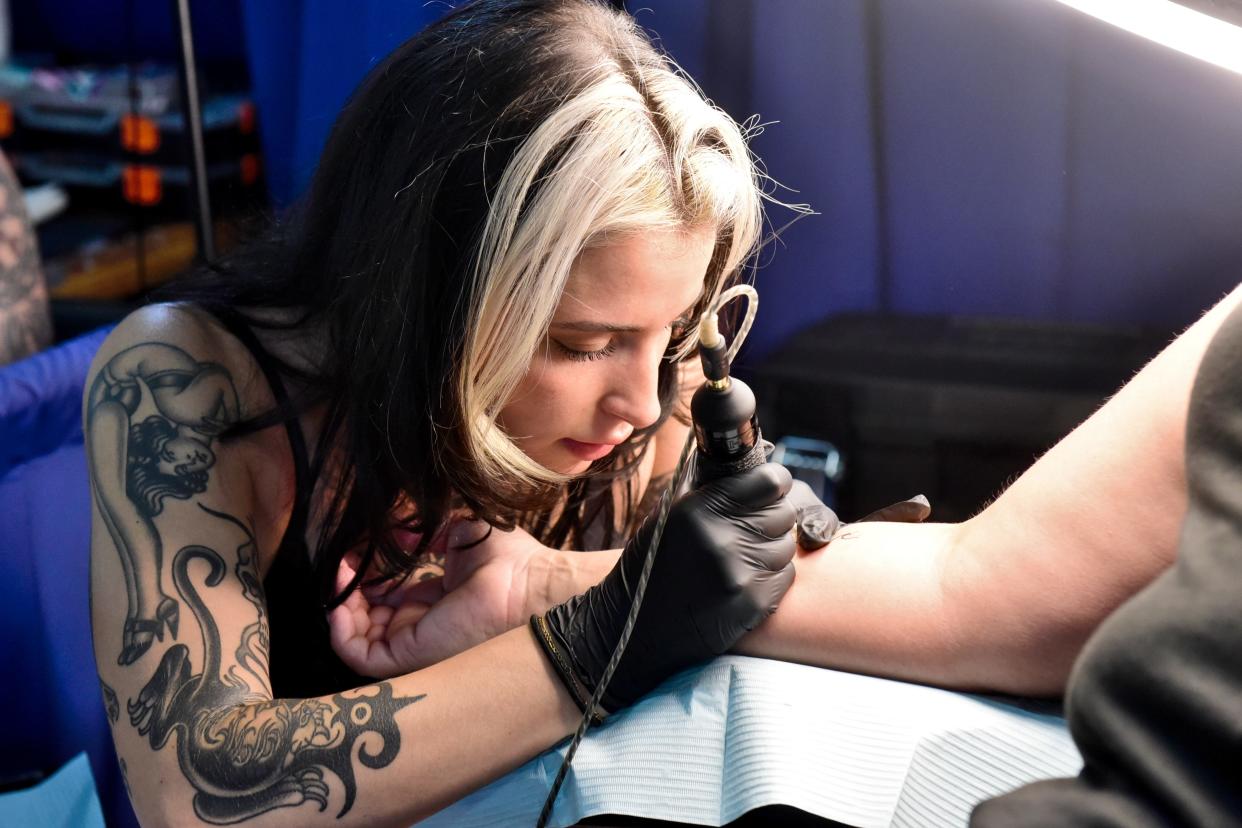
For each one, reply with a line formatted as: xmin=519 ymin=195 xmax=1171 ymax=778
xmin=530 ymin=614 xmax=608 ymax=726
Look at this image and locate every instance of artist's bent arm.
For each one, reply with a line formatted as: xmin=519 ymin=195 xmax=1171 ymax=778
xmin=737 ymin=285 xmax=1242 ymax=696
xmin=89 ymin=313 xmax=578 ymax=828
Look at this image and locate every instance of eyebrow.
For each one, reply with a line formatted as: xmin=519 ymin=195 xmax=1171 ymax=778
xmin=550 ymin=302 xmax=699 ymax=335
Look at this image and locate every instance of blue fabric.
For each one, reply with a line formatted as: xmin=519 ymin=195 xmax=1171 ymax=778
xmin=0 ymin=326 xmax=138 ymax=828
xmin=16 ymin=2 xmax=1240 ymax=353
xmin=232 ymin=0 xmax=1242 ymax=363
xmin=0 ymin=753 xmax=105 ymax=828
xmin=0 ymin=443 xmax=136 ymax=828
xmin=684 ymin=0 xmax=1242 ymax=359
xmin=0 ymin=326 xmax=113 ymax=481
xmin=239 ymin=1 xmax=449 ymax=207
xmin=11 ymin=0 xmax=245 ymax=64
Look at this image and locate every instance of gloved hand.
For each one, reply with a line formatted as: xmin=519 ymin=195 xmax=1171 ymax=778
xmin=786 ymin=481 xmax=931 ymax=552
xmin=786 ymin=480 xmax=841 ymax=550
xmin=532 ymin=463 xmax=797 ymax=717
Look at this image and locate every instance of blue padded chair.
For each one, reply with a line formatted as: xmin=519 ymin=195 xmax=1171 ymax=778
xmin=0 ymin=325 xmax=139 ymax=828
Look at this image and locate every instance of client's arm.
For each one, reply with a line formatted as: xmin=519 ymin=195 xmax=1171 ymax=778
xmin=336 ymin=286 xmax=1241 ymax=698
xmin=738 ymin=285 xmax=1242 ymax=696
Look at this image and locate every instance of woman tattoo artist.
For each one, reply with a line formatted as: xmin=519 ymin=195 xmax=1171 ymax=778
xmin=87 ymin=1 xmax=813 ymax=824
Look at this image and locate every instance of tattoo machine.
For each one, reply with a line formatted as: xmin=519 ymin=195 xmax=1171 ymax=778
xmin=690 ymin=286 xmax=768 ymax=484
xmin=537 ymin=285 xmax=762 ymax=828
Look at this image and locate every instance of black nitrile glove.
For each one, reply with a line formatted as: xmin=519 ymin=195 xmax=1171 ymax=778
xmin=786 ymin=482 xmax=931 ymax=553
xmin=532 ymin=463 xmax=797 ymax=717
xmin=857 ymin=494 xmax=931 ymax=523
xmin=786 ymin=480 xmax=841 ymax=550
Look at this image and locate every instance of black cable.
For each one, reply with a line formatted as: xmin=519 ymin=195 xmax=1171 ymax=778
xmin=534 ymin=432 xmax=696 ymax=828
xmin=535 ymin=293 xmax=757 ymax=827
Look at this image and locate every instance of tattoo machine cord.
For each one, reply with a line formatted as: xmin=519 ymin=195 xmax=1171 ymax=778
xmin=536 ymin=285 xmax=760 ymax=828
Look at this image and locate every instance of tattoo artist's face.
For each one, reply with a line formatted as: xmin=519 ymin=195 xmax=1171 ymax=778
xmin=498 ymin=226 xmax=714 ymax=475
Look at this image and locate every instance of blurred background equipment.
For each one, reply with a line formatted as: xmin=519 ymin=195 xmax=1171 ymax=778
xmin=3 ymin=2 xmax=1242 ymax=828
xmin=1 ymin=0 xmax=260 ymax=338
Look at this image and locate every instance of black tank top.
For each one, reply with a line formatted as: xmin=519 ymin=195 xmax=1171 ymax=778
xmin=208 ymin=306 xmax=370 ymax=699
xmin=972 ymin=299 xmax=1242 ymax=826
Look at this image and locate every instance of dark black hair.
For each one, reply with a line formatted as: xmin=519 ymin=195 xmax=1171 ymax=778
xmin=160 ymin=0 xmax=728 ymax=606
xmin=127 ymin=416 xmax=211 ymax=517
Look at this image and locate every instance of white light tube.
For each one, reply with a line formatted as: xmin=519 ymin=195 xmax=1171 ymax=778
xmin=1050 ymin=0 xmax=1242 ymax=77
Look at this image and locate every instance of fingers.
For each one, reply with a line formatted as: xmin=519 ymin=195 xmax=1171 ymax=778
xmin=730 ymin=522 xmax=797 ymax=575
xmin=336 ymin=550 xmax=361 ymax=593
xmin=736 ymin=498 xmax=798 ymax=542
xmin=702 ymin=462 xmax=793 ymax=511
xmin=364 ymin=573 xmax=445 ymax=608
xmin=787 ymin=480 xmax=840 ymax=550
xmin=744 ymin=560 xmax=796 ymax=629
xmin=857 ymin=494 xmax=931 ymax=523
xmin=327 ymin=596 xmax=378 ymax=672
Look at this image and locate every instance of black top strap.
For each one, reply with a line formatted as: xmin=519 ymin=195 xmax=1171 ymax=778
xmin=200 ymin=305 xmax=370 ymax=697
xmin=205 ymin=305 xmax=314 ymax=535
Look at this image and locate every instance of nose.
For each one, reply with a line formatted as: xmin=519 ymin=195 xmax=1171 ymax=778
xmin=600 ymin=350 xmax=663 ymax=432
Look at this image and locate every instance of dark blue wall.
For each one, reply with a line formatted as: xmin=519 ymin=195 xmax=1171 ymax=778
xmin=20 ymin=0 xmax=1242 ymax=356
xmin=653 ymin=0 xmax=1242 ymax=359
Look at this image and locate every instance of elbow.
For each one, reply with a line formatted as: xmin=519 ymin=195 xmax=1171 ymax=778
xmin=937 ymin=517 xmax=1082 ymax=698
xmin=126 ymin=781 xmax=201 ymax=828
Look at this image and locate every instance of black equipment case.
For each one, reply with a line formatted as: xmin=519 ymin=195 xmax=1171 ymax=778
xmin=751 ymin=313 xmax=1171 ymax=522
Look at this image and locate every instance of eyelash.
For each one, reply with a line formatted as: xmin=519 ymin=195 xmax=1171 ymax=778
xmin=552 ymin=319 xmax=690 ymax=363
xmin=555 ymin=339 xmax=618 ymax=362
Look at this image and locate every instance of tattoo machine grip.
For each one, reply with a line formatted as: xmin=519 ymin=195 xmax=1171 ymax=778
xmin=691 ymin=312 xmax=767 ymax=485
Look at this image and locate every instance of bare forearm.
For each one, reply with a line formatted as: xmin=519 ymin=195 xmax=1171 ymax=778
xmin=745 ymin=287 xmax=1242 ymax=696
xmin=733 ymin=521 xmax=983 ymax=687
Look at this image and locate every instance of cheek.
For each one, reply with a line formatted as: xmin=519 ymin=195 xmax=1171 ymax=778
xmin=499 ymin=362 xmax=599 ymax=440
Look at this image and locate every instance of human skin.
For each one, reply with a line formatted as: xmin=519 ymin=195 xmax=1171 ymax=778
xmin=345 ymin=285 xmax=1242 ymax=698
xmin=495 ymin=227 xmax=712 ymax=474
xmin=88 ymin=227 xmax=741 ymax=825
xmin=87 ymin=305 xmax=589 ymax=827
xmin=330 ymin=227 xmax=715 ymax=675
xmin=549 ymin=285 xmax=1242 ymax=697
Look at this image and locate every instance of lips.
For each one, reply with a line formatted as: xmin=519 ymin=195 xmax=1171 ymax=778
xmin=561 ymin=438 xmax=620 ymax=462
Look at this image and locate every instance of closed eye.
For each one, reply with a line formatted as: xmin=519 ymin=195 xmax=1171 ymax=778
xmin=554 ymin=339 xmax=618 ymax=362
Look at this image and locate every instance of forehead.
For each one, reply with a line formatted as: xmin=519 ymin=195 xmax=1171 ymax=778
xmin=556 ymin=227 xmax=715 ymax=325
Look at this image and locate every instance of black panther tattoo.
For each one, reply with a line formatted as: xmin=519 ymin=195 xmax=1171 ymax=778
xmin=197 ymin=504 xmax=272 ymax=698
xmin=86 ymin=342 xmax=241 ymax=665
xmin=128 ymin=543 xmax=423 ymax=823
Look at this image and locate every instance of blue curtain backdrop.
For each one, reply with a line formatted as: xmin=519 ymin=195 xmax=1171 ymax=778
xmin=18 ymin=0 xmax=1242 ymax=357
xmin=237 ymin=0 xmax=1242 ymax=359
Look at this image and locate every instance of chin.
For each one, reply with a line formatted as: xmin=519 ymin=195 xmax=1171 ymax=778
xmin=549 ymin=456 xmax=593 ymax=476
xmin=523 ymin=446 xmax=590 ymax=477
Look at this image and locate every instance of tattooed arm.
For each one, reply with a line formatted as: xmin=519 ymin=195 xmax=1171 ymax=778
xmin=89 ymin=307 xmax=580 ymax=827
xmin=0 ymin=151 xmax=52 ymax=365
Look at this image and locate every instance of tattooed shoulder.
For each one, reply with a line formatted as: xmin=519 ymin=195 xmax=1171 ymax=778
xmin=87 ymin=330 xmax=243 ymax=665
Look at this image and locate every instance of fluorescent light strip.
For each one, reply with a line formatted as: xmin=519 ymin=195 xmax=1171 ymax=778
xmin=1050 ymin=0 xmax=1242 ymax=76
